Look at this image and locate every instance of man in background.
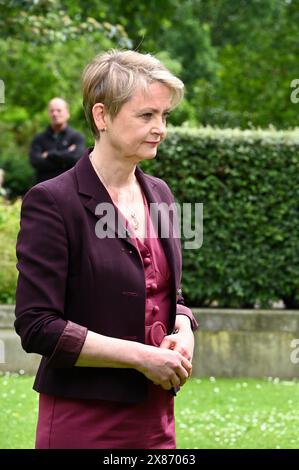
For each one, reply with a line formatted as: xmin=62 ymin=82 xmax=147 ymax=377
xmin=29 ymin=97 xmax=85 ymax=183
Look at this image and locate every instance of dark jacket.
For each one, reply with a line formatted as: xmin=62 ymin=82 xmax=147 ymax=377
xmin=29 ymin=125 xmax=86 ymax=183
xmin=15 ymin=149 xmax=198 ymax=403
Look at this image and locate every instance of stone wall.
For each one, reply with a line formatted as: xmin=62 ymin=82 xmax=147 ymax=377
xmin=0 ymin=305 xmax=40 ymax=374
xmin=1 ymin=305 xmax=299 ymax=378
xmin=192 ymin=308 xmax=299 ymax=379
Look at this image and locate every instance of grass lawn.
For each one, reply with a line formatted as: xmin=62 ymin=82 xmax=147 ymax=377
xmin=1 ymin=373 xmax=299 ymax=449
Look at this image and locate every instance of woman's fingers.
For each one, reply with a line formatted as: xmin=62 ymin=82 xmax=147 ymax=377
xmin=177 ymin=365 xmax=189 ymax=386
xmin=181 ymin=356 xmax=192 ymax=375
xmin=162 ymin=374 xmax=181 ymax=391
xmin=160 ymin=332 xmax=194 ymax=363
xmin=142 ymin=346 xmax=193 ymax=389
xmin=173 ymin=356 xmax=192 ymax=386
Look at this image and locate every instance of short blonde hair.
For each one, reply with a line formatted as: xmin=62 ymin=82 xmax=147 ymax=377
xmin=82 ymin=49 xmax=184 ymax=138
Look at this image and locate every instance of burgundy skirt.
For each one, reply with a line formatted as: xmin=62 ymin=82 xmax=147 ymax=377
xmin=36 ymin=382 xmax=175 ymax=449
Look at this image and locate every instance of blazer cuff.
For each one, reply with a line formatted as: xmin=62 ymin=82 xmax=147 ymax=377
xmin=46 ymin=320 xmax=88 ymax=368
xmin=176 ymin=304 xmax=199 ymax=331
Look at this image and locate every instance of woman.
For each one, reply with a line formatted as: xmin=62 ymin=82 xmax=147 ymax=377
xmin=15 ymin=50 xmax=198 ymax=449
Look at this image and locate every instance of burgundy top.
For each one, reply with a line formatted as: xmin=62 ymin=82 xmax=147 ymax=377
xmin=35 ymin=190 xmax=176 ymax=449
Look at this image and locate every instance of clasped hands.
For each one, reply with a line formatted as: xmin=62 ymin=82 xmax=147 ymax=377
xmin=160 ymin=315 xmax=194 ymax=387
xmin=141 ymin=315 xmax=194 ymax=392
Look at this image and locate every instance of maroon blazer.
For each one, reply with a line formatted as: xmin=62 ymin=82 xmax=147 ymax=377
xmin=15 ymin=149 xmax=198 ymax=403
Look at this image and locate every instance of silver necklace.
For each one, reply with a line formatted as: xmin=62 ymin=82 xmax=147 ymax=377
xmin=90 ymin=155 xmax=139 ymax=230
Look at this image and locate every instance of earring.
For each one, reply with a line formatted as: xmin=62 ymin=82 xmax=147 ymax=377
xmin=101 ymin=127 xmax=106 ymax=132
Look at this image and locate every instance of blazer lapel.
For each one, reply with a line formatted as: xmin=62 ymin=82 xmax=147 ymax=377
xmin=135 ymin=166 xmax=178 ymax=289
xmin=75 ymin=150 xmax=136 ymax=248
xmin=75 ymin=150 xmax=178 ymax=286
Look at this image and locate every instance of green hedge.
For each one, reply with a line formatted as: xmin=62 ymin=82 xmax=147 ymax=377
xmin=0 ymin=121 xmax=35 ymax=197
xmin=1 ymin=127 xmax=299 ymax=308
xmin=0 ymin=196 xmax=21 ymax=304
xmin=142 ymin=127 xmax=299 ymax=308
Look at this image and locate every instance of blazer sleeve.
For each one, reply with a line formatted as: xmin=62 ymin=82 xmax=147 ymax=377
xmin=176 ymin=288 xmax=199 ymax=331
xmin=14 ymin=184 xmax=88 ymax=367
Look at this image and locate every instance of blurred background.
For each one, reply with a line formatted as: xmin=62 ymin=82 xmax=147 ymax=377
xmin=1 ymin=0 xmax=298 ymax=194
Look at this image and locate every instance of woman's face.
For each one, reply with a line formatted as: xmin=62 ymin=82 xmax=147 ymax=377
xmin=105 ymin=81 xmax=172 ymax=163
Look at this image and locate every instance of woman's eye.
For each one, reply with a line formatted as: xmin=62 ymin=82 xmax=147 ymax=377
xmin=141 ymin=113 xmax=152 ymax=119
xmin=163 ymin=113 xmax=170 ymax=121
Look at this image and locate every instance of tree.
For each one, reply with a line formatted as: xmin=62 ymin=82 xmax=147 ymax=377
xmin=0 ymin=0 xmax=130 ymax=46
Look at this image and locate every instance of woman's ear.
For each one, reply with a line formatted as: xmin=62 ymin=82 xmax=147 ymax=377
xmin=92 ymin=103 xmax=107 ymax=133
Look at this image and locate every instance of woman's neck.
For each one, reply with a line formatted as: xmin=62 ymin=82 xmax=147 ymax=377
xmin=90 ymin=140 xmax=137 ymax=189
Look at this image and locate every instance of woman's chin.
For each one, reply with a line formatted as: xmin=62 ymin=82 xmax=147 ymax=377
xmin=139 ymin=150 xmax=158 ymax=161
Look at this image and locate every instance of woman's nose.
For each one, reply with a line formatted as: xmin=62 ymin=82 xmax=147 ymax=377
xmin=152 ymin=118 xmax=166 ymax=136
